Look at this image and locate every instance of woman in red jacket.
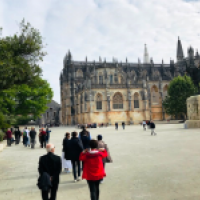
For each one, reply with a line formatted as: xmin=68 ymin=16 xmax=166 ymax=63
xmin=79 ymin=139 xmax=107 ymax=200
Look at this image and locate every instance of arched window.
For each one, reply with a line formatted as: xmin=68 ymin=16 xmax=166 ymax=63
xmin=163 ymin=85 xmax=168 ymax=100
xmin=96 ymin=94 xmax=102 ymax=110
xmin=151 ymin=85 xmax=159 ymax=104
xmin=134 ymin=93 xmax=139 ymax=108
xmin=113 ymin=93 xmax=123 ymax=109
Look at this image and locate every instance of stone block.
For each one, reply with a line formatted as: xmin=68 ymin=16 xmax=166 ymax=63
xmin=185 ymin=95 xmax=200 ymax=128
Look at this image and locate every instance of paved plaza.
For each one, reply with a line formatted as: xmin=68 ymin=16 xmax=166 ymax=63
xmin=0 ymin=124 xmax=200 ymax=200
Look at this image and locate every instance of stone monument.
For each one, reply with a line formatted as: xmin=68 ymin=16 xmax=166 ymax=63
xmin=185 ymin=95 xmax=200 ymax=128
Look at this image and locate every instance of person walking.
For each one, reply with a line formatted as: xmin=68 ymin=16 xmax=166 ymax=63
xmin=68 ymin=132 xmax=83 ymax=182
xmin=38 ymin=143 xmax=62 ymax=200
xmin=79 ymin=126 xmax=91 ymax=149
xmin=150 ymin=120 xmax=156 ymax=136
xmin=46 ymin=128 xmax=51 ymax=144
xmin=79 ymin=140 xmax=108 ymax=200
xmin=6 ymin=128 xmax=12 ymax=146
xmin=97 ymin=135 xmax=112 ymax=184
xmin=115 ymin=122 xmax=118 ymax=130
xmin=122 ymin=122 xmax=125 ymax=130
xmin=23 ymin=128 xmax=28 ymax=147
xmin=30 ymin=127 xmax=37 ymax=149
xmin=14 ymin=128 xmax=21 ymax=144
xmin=25 ymin=127 xmax=30 ymax=147
xmin=41 ymin=128 xmax=47 ymax=148
xmin=62 ymin=132 xmax=72 ymax=173
xmin=142 ymin=120 xmax=146 ymax=131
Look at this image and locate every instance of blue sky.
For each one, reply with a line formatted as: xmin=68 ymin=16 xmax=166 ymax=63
xmin=0 ymin=0 xmax=200 ymax=102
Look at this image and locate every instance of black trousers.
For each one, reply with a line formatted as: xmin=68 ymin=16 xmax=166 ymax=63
xmin=41 ymin=184 xmax=58 ymax=200
xmin=15 ymin=135 xmax=19 ymax=144
xmin=71 ymin=160 xmax=81 ymax=180
xmin=30 ymin=138 xmax=35 ymax=148
xmin=87 ymin=180 xmax=101 ymax=200
xmin=7 ymin=139 xmax=11 ymax=146
xmin=41 ymin=136 xmax=46 ymax=148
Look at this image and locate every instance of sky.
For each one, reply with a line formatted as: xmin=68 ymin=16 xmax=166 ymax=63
xmin=1 ymin=0 xmax=200 ymax=103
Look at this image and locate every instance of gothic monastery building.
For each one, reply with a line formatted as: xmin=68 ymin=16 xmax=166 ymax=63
xmin=60 ymin=38 xmax=200 ymax=125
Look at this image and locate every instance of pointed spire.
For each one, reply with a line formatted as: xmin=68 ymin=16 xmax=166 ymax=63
xmin=86 ymin=56 xmax=87 ymax=62
xmin=99 ymin=56 xmax=102 ymax=63
xmin=138 ymin=58 xmax=141 ymax=64
xmin=195 ymin=49 xmax=199 ymax=57
xmin=126 ymin=57 xmax=128 ymax=63
xmin=143 ymin=44 xmax=150 ymax=64
xmin=68 ymin=50 xmax=71 ymax=60
xmin=177 ymin=36 xmax=184 ymax=61
xmin=162 ymin=59 xmax=164 ymax=64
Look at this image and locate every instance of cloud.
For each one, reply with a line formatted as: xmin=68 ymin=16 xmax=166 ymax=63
xmin=1 ymin=0 xmax=200 ymax=102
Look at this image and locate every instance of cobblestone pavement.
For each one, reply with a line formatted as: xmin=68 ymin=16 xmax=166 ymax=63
xmin=0 ymin=124 xmax=200 ymax=200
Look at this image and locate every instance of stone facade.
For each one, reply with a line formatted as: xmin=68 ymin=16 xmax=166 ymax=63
xmin=60 ymin=37 xmax=200 ymax=125
xmin=37 ymin=100 xmax=61 ymax=126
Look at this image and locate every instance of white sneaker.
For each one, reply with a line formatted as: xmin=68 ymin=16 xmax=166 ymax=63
xmin=77 ymin=177 xmax=81 ymax=181
xmin=74 ymin=180 xmax=77 ymax=183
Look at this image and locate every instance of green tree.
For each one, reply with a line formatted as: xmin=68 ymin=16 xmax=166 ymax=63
xmin=14 ymin=78 xmax=53 ymax=119
xmin=0 ymin=19 xmax=46 ymax=91
xmin=0 ymin=19 xmax=52 ymax=128
xmin=0 ymin=77 xmax=53 ymax=126
xmin=163 ymin=75 xmax=197 ymax=119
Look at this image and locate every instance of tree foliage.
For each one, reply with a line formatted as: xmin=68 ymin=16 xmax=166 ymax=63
xmin=14 ymin=78 xmax=53 ymax=118
xmin=0 ymin=19 xmax=46 ymax=91
xmin=0 ymin=19 xmax=53 ymax=128
xmin=0 ymin=77 xmax=53 ymax=126
xmin=163 ymin=75 xmax=197 ymax=117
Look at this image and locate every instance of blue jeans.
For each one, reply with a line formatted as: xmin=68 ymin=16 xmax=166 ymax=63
xmin=27 ymin=137 xmax=30 ymax=146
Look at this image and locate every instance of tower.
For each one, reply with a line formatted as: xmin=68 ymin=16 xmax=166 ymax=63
xmin=143 ymin=44 xmax=150 ymax=64
xmin=177 ymin=37 xmax=184 ymax=62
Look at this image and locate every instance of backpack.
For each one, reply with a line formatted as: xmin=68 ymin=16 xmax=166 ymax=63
xmin=23 ymin=131 xmax=27 ymax=137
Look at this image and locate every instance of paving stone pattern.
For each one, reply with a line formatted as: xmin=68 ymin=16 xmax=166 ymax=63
xmin=0 ymin=124 xmax=200 ymax=200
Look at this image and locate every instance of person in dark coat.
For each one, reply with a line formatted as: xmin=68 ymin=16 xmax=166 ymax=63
xmin=115 ymin=122 xmax=118 ymax=130
xmin=79 ymin=126 xmax=91 ymax=149
xmin=150 ymin=120 xmax=156 ymax=136
xmin=122 ymin=122 xmax=125 ymax=130
xmin=38 ymin=143 xmax=62 ymax=200
xmin=62 ymin=132 xmax=72 ymax=173
xmin=14 ymin=128 xmax=21 ymax=144
xmin=68 ymin=132 xmax=83 ymax=182
xmin=30 ymin=127 xmax=37 ymax=149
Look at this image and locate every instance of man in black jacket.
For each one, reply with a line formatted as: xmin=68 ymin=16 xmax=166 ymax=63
xmin=30 ymin=127 xmax=36 ymax=148
xmin=68 ymin=132 xmax=83 ymax=182
xmin=150 ymin=121 xmax=157 ymax=136
xmin=38 ymin=143 xmax=62 ymax=200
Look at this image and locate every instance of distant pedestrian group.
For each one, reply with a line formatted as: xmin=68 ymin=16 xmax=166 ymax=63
xmin=142 ymin=120 xmax=157 ymax=136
